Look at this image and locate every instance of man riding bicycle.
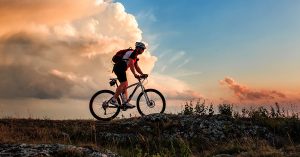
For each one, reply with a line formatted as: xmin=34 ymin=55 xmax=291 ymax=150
xmin=110 ymin=42 xmax=148 ymax=108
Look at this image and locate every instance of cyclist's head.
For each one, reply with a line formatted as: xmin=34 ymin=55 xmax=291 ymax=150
xmin=135 ymin=42 xmax=146 ymax=54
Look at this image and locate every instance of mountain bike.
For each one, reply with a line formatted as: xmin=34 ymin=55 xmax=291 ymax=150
xmin=89 ymin=75 xmax=166 ymax=121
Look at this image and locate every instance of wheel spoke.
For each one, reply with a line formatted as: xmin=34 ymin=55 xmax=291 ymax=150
xmin=137 ymin=89 xmax=166 ymax=116
xmin=89 ymin=90 xmax=120 ymax=121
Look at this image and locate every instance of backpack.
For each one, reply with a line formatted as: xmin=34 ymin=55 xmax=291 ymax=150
xmin=112 ymin=48 xmax=133 ymax=64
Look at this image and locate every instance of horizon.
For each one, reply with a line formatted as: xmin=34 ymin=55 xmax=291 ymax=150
xmin=0 ymin=0 xmax=299 ymax=119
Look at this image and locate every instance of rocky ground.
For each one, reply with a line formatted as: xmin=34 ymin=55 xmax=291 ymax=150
xmin=95 ymin=114 xmax=300 ymax=156
xmin=96 ymin=114 xmax=275 ymax=145
xmin=0 ymin=113 xmax=300 ymax=156
xmin=0 ymin=143 xmax=119 ymax=157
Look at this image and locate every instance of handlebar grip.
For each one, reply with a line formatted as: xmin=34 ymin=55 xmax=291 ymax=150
xmin=136 ymin=74 xmax=148 ymax=79
xmin=141 ymin=74 xmax=148 ymax=79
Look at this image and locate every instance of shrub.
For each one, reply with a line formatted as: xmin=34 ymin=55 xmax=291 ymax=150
xmin=248 ymin=106 xmax=269 ymax=119
xmin=218 ymin=104 xmax=233 ymax=117
xmin=194 ymin=99 xmax=207 ymax=115
xmin=241 ymin=107 xmax=249 ymax=118
xmin=208 ymin=104 xmax=214 ymax=116
xmin=183 ymin=101 xmax=194 ymax=115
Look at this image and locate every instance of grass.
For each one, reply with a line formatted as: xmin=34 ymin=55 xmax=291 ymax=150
xmin=0 ymin=102 xmax=300 ymax=156
xmin=55 ymin=147 xmax=88 ymax=157
xmin=0 ymin=119 xmax=97 ymax=145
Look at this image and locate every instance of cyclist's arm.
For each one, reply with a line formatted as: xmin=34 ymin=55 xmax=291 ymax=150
xmin=134 ymin=61 xmax=143 ymax=75
xmin=128 ymin=58 xmax=139 ymax=77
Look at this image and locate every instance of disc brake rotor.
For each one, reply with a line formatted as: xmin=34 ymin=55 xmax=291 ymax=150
xmin=148 ymin=100 xmax=155 ymax=108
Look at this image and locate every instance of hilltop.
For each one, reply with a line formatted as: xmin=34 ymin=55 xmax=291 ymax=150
xmin=0 ymin=112 xmax=300 ymax=156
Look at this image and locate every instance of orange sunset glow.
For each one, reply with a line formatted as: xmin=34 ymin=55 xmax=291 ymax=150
xmin=1 ymin=0 xmax=300 ymax=119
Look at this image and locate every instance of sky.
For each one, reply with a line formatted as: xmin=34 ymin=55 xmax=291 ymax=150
xmin=117 ymin=0 xmax=300 ymax=103
xmin=0 ymin=0 xmax=299 ymax=119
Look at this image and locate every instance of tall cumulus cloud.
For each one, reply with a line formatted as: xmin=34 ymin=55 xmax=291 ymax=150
xmin=0 ymin=0 xmax=201 ymax=101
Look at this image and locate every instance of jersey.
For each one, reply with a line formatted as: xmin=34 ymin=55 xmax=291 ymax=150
xmin=122 ymin=50 xmax=138 ymax=66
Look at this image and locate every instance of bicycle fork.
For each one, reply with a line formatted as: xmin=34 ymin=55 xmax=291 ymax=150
xmin=140 ymin=85 xmax=151 ymax=106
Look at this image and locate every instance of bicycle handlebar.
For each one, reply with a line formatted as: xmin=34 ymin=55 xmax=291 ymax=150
xmin=136 ymin=74 xmax=148 ymax=80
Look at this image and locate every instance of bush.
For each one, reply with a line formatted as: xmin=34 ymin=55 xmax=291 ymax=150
xmin=194 ymin=99 xmax=207 ymax=115
xmin=183 ymin=101 xmax=193 ymax=115
xmin=248 ymin=106 xmax=269 ymax=119
xmin=208 ymin=104 xmax=214 ymax=116
xmin=218 ymin=104 xmax=233 ymax=117
xmin=181 ymin=100 xmax=215 ymax=116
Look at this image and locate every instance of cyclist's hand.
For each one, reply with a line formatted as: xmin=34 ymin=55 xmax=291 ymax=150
xmin=134 ymin=74 xmax=140 ymax=79
xmin=141 ymin=74 xmax=148 ymax=78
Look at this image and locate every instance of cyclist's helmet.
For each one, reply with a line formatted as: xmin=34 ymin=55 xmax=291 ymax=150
xmin=135 ymin=42 xmax=146 ymax=49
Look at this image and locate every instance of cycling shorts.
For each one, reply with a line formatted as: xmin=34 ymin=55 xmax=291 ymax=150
xmin=113 ymin=61 xmax=127 ymax=83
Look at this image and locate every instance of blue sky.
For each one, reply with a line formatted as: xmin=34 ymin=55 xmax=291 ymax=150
xmin=117 ymin=0 xmax=300 ymax=100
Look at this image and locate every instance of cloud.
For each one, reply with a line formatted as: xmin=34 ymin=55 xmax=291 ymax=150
xmin=149 ymin=74 xmax=202 ymax=100
xmin=0 ymin=0 xmax=201 ymax=102
xmin=157 ymin=50 xmax=171 ymax=59
xmin=0 ymin=1 xmax=142 ymax=99
xmin=0 ymin=0 xmax=109 ymax=36
xmin=0 ymin=65 xmax=73 ymax=99
xmin=169 ymin=51 xmax=185 ymax=64
xmin=157 ymin=50 xmax=187 ymax=72
xmin=160 ymin=65 xmax=167 ymax=73
xmin=136 ymin=9 xmax=157 ymax=22
xmin=173 ymin=71 xmax=202 ymax=78
xmin=220 ymin=77 xmax=287 ymax=102
xmin=176 ymin=59 xmax=190 ymax=69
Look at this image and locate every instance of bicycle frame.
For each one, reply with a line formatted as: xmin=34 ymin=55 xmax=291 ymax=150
xmin=111 ymin=78 xmax=150 ymax=105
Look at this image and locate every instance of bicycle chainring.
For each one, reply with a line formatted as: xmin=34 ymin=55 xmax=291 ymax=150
xmin=102 ymin=101 xmax=109 ymax=109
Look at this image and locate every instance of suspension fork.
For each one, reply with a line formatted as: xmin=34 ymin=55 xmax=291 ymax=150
xmin=140 ymin=83 xmax=151 ymax=105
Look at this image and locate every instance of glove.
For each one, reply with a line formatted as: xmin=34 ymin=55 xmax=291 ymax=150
xmin=134 ymin=74 xmax=140 ymax=78
xmin=141 ymin=74 xmax=148 ymax=78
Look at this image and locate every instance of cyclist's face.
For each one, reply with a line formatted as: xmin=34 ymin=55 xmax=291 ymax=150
xmin=137 ymin=47 xmax=145 ymax=54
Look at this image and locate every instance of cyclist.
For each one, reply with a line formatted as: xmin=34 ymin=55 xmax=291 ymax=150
xmin=110 ymin=42 xmax=147 ymax=108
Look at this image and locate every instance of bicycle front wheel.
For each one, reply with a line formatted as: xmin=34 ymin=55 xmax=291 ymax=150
xmin=137 ymin=89 xmax=166 ymax=116
xmin=89 ymin=90 xmax=120 ymax=121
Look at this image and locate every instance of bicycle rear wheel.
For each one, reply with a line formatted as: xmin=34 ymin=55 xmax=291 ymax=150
xmin=137 ymin=89 xmax=166 ymax=116
xmin=89 ymin=90 xmax=120 ymax=121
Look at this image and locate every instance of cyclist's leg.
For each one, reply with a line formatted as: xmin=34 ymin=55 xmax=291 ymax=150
xmin=114 ymin=81 xmax=127 ymax=100
xmin=122 ymin=81 xmax=129 ymax=99
xmin=113 ymin=61 xmax=128 ymax=100
xmin=113 ymin=63 xmax=134 ymax=108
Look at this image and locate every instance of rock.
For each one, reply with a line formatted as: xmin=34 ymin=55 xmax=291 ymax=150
xmin=0 ymin=143 xmax=119 ymax=157
xmin=213 ymin=154 xmax=234 ymax=157
xmin=95 ymin=113 xmax=275 ymax=146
